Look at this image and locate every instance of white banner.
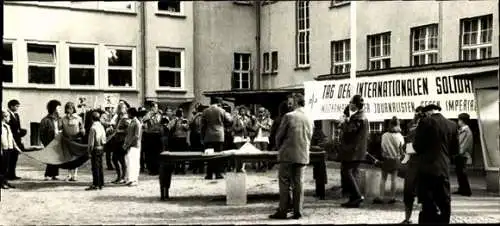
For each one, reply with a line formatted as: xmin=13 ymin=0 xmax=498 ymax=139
xmin=305 ymin=70 xmax=479 ymax=121
xmin=102 ymin=93 xmax=121 ymax=108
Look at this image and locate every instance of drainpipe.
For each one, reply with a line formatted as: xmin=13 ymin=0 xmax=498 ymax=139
xmin=139 ymin=2 xmax=147 ymax=105
xmin=438 ymin=1 xmax=443 ymax=62
xmin=255 ymin=0 xmax=262 ymax=90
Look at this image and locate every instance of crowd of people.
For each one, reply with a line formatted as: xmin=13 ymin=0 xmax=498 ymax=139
xmin=0 ymin=93 xmax=475 ymax=223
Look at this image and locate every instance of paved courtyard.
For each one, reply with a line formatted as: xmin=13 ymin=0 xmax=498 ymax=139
xmin=1 ymin=155 xmax=499 ymax=225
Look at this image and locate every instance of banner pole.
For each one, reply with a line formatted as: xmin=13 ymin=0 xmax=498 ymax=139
xmin=350 ymin=1 xmax=357 ymax=96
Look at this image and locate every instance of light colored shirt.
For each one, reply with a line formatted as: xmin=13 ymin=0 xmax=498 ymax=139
xmin=381 ymin=131 xmax=405 ymax=159
xmin=88 ymin=121 xmax=107 ymax=151
xmin=1 ymin=122 xmax=18 ymax=150
xmin=62 ymin=114 xmax=84 ymax=137
xmin=459 ymin=125 xmax=473 ymax=156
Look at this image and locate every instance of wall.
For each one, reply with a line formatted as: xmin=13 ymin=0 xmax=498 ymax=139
xmin=3 ymin=2 xmax=141 ymax=144
xmin=144 ymin=1 xmax=195 ymax=104
xmin=193 ymin=2 xmax=257 ymax=105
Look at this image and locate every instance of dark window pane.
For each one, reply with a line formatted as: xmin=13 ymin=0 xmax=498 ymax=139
xmin=70 ymin=47 xmax=95 ymax=65
xmin=242 ymin=58 xmax=250 ymax=70
xmin=2 ymin=64 xmax=13 ymax=83
xmin=158 ymin=0 xmax=180 ymax=12
xmin=28 ymin=66 xmax=55 ymax=84
xmin=70 ymin=68 xmax=95 ymax=85
xmin=242 ymin=80 xmax=250 ymax=89
xmin=159 ymin=70 xmax=181 ymax=87
xmin=232 ymin=72 xmax=239 ymax=89
xmin=108 ymin=69 xmax=133 ymax=87
xmin=159 ymin=51 xmax=181 ymax=68
xmin=108 ymin=49 xmax=132 ymax=66
xmin=271 ymin=51 xmax=278 ymax=70
xmin=27 ymin=44 xmax=56 ymax=63
xmin=234 ymin=54 xmax=240 ymax=70
xmin=3 ymin=43 xmax=13 ymax=61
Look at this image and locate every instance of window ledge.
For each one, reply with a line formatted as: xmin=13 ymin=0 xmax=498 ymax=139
xmin=2 ymin=84 xmax=139 ymax=92
xmin=5 ymin=1 xmax=137 ymax=15
xmin=156 ymin=88 xmax=188 ymax=93
xmin=233 ymin=1 xmax=254 ymax=6
xmin=294 ymin=66 xmax=311 ymax=71
xmin=262 ymin=71 xmax=279 ymax=76
xmin=329 ymin=2 xmax=350 ymax=9
xmin=104 ymin=87 xmax=139 ymax=92
xmin=155 ymin=11 xmax=186 ymax=18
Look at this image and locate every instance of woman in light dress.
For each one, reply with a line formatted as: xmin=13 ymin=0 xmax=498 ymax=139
xmin=61 ymin=102 xmax=85 ymax=181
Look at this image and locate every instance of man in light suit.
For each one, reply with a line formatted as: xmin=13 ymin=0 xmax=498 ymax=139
xmin=269 ymin=94 xmax=313 ymax=220
xmin=201 ymin=97 xmax=232 ymax=180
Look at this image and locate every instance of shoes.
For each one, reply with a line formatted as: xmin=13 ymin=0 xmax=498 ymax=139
xmin=112 ymin=179 xmax=126 ymax=184
xmin=52 ymin=176 xmax=60 ymax=181
xmin=453 ymin=191 xmax=472 ymax=197
xmin=69 ymin=177 xmax=77 ymax=182
xmin=269 ymin=212 xmax=288 ymax=219
xmin=1 ymin=184 xmax=9 ymax=189
xmin=126 ymin=181 xmax=138 ymax=186
xmin=44 ymin=176 xmax=51 ymax=181
xmin=401 ymin=219 xmax=412 ymax=224
xmin=292 ymin=213 xmax=302 ymax=219
xmin=8 ymin=176 xmax=21 ymax=180
xmin=204 ymin=175 xmax=213 ymax=180
xmin=341 ymin=197 xmax=364 ymax=208
xmin=6 ymin=183 xmax=15 ymax=189
xmin=85 ymin=186 xmax=99 ymax=191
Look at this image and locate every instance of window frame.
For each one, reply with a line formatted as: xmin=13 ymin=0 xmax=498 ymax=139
xmin=330 ymin=39 xmax=351 ymax=74
xmin=67 ymin=43 xmax=98 ymax=88
xmin=156 ymin=47 xmax=185 ymax=91
xmin=105 ymin=45 xmax=136 ymax=90
xmin=460 ymin=14 xmax=493 ymax=61
xmin=367 ymin=32 xmax=391 ymax=71
xmin=271 ymin=51 xmax=278 ymax=72
xmin=98 ymin=1 xmax=136 ymax=13
xmin=69 ymin=1 xmax=136 ymax=14
xmin=330 ymin=0 xmax=350 ymax=7
xmin=296 ymin=0 xmax=310 ymax=68
xmin=410 ymin=24 xmax=439 ymax=66
xmin=26 ymin=40 xmax=59 ymax=87
xmin=263 ymin=52 xmax=270 ymax=73
xmin=156 ymin=0 xmax=185 ymax=17
xmin=2 ymin=39 xmax=16 ymax=85
xmin=233 ymin=53 xmax=252 ymax=90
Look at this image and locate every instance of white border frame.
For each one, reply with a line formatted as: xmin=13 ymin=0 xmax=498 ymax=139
xmin=67 ymin=43 xmax=99 ymax=89
xmin=156 ymin=1 xmax=185 ymax=16
xmin=2 ymin=39 xmax=17 ymax=86
xmin=25 ymin=40 xmax=59 ymax=88
xmin=104 ymin=45 xmax=137 ymax=90
xmin=156 ymin=47 xmax=185 ymax=91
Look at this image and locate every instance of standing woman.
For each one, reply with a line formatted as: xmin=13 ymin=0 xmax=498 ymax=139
xmin=169 ymin=108 xmax=190 ymax=174
xmin=253 ymin=107 xmax=273 ymax=171
xmin=40 ymin=100 xmax=63 ymax=180
xmin=123 ymin=108 xmax=144 ymax=186
xmin=373 ymin=116 xmax=405 ymax=204
xmin=61 ymin=102 xmax=85 ymax=181
xmin=110 ymin=102 xmax=131 ymax=184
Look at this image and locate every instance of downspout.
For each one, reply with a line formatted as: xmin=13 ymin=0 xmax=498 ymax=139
xmin=438 ymin=1 xmax=443 ymax=62
xmin=139 ymin=2 xmax=147 ymax=105
xmin=255 ymin=0 xmax=261 ymax=90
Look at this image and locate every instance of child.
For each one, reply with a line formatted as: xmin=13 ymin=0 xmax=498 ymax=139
xmin=1 ymin=110 xmax=21 ymax=189
xmin=86 ymin=111 xmax=107 ymax=190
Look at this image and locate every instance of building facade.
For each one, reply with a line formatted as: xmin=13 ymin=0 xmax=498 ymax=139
xmin=2 ymin=0 xmax=499 ymax=146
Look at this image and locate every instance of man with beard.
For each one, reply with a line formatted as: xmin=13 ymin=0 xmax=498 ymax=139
xmin=413 ymin=104 xmax=459 ymax=224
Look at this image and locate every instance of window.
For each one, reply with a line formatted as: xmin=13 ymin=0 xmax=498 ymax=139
xmin=331 ymin=0 xmax=350 ymax=6
xmin=331 ymin=40 xmax=351 ymax=74
xmin=411 ymin=24 xmax=439 ymax=66
xmin=3 ymin=42 xmax=13 ymax=83
xmin=158 ymin=49 xmax=183 ymax=88
xmin=27 ymin=43 xmax=57 ymax=84
xmin=69 ymin=46 xmax=96 ymax=86
xmin=461 ymin=15 xmax=493 ymax=61
xmin=158 ymin=0 xmax=181 ymax=13
xmin=368 ymin=32 xmax=391 ymax=70
xmin=263 ymin=52 xmax=270 ymax=72
xmin=107 ymin=48 xmax=134 ymax=88
xmin=271 ymin=51 xmax=278 ymax=71
xmin=296 ymin=0 xmax=310 ymax=67
xmin=369 ymin=122 xmax=383 ymax=133
xmin=233 ymin=53 xmax=251 ymax=89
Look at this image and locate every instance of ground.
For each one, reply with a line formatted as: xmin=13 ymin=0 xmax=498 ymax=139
xmin=1 ymin=155 xmax=499 ymax=225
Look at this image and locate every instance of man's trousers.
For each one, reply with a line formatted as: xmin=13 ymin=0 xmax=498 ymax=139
xmin=278 ymin=162 xmax=306 ymax=214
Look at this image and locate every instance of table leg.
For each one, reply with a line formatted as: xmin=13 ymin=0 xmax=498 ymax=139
xmin=314 ymin=161 xmax=327 ymax=200
xmin=159 ymin=163 xmax=174 ymax=201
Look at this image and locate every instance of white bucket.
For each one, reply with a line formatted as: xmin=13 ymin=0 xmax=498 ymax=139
xmin=225 ymin=172 xmax=247 ymax=205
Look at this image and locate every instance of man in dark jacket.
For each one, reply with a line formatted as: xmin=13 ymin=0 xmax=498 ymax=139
xmin=413 ymin=104 xmax=459 ymax=224
xmin=338 ymin=94 xmax=369 ymax=208
xmin=40 ymin=100 xmax=63 ymax=180
xmin=6 ymin=99 xmax=26 ymax=180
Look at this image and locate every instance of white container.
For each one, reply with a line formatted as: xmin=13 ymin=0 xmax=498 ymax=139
xmin=363 ymin=169 xmax=382 ymax=198
xmin=225 ymin=172 xmax=247 ymax=205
